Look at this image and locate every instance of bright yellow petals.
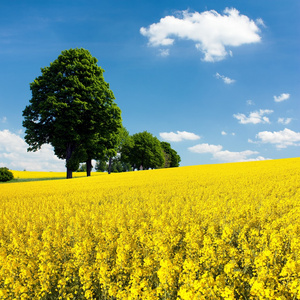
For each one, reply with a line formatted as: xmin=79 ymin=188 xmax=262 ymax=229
xmin=0 ymin=157 xmax=299 ymax=299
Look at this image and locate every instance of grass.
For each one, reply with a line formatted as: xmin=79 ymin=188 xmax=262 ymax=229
xmin=2 ymin=177 xmax=68 ymax=183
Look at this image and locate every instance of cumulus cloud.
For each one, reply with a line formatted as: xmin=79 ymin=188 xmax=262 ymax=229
xmin=274 ymin=93 xmax=290 ymax=102
xmin=0 ymin=129 xmax=65 ymax=171
xmin=254 ymin=128 xmax=300 ymax=149
xmin=189 ymin=143 xmax=223 ymax=154
xmin=214 ymin=150 xmax=265 ymax=162
xmin=233 ymin=109 xmax=273 ymax=124
xmin=222 ymin=131 xmax=235 ymax=136
xmin=188 ymin=142 xmax=265 ymax=162
xmin=278 ymin=117 xmax=292 ymax=125
xmin=159 ymin=130 xmax=200 ymax=142
xmin=140 ymin=8 xmax=262 ymax=62
xmin=216 ymin=73 xmax=235 ymax=84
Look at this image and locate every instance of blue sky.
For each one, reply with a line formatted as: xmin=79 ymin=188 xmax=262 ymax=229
xmin=0 ymin=0 xmax=299 ymax=171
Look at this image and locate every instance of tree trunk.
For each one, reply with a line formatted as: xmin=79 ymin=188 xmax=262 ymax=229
xmin=66 ymin=143 xmax=73 ymax=179
xmin=66 ymin=168 xmax=73 ymax=179
xmin=86 ymin=158 xmax=92 ymax=177
xmin=108 ymin=157 xmax=112 ymax=174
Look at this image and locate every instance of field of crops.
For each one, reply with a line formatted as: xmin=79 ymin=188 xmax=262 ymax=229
xmin=0 ymin=158 xmax=299 ymax=299
xmin=11 ymin=170 xmax=106 ymax=182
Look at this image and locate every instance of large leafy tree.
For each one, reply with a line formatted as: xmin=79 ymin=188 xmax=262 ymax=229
xmin=23 ymin=48 xmax=122 ymax=178
xmin=122 ymin=131 xmax=165 ymax=170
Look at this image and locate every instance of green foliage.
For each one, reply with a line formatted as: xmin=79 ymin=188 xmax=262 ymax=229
xmin=160 ymin=141 xmax=181 ymax=168
xmin=95 ymin=126 xmax=133 ymax=174
xmin=97 ymin=129 xmax=181 ymax=173
xmin=66 ymin=157 xmax=80 ymax=172
xmin=0 ymin=167 xmax=14 ymax=182
xmin=77 ymin=163 xmax=87 ymax=172
xmin=110 ymin=160 xmax=132 ymax=173
xmin=95 ymin=160 xmax=107 ymax=172
xmin=122 ymin=131 xmax=165 ymax=170
xmin=22 ymin=48 xmax=122 ymax=178
xmin=96 ymin=157 xmax=132 ymax=173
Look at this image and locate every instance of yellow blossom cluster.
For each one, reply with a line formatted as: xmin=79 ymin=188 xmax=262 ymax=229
xmin=0 ymin=158 xmax=299 ymax=299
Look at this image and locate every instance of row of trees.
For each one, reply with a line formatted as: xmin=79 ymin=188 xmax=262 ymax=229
xmin=94 ymin=129 xmax=181 ymax=173
xmin=22 ymin=48 xmax=180 ymax=178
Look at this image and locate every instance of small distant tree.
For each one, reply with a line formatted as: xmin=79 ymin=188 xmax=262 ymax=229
xmin=0 ymin=167 xmax=14 ymax=182
xmin=122 ymin=131 xmax=165 ymax=170
xmin=160 ymin=142 xmax=181 ymax=168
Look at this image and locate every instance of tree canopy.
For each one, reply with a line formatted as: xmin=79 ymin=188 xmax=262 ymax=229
xmin=121 ymin=131 xmax=165 ymax=170
xmin=95 ymin=126 xmax=133 ymax=173
xmin=0 ymin=167 xmax=14 ymax=182
xmin=22 ymin=48 xmax=122 ymax=178
xmin=160 ymin=141 xmax=181 ymax=168
xmin=96 ymin=130 xmax=181 ymax=173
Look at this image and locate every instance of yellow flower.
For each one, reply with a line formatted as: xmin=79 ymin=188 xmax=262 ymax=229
xmin=0 ymin=157 xmax=298 ymax=299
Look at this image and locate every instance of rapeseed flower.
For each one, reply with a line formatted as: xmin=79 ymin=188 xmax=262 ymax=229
xmin=0 ymin=157 xmax=299 ymax=299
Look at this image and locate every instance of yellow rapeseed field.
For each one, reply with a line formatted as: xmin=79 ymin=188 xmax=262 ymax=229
xmin=0 ymin=158 xmax=299 ymax=299
xmin=11 ymin=170 xmax=106 ymax=180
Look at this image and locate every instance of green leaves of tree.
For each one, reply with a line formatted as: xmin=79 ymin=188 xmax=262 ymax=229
xmin=22 ymin=48 xmax=122 ymax=178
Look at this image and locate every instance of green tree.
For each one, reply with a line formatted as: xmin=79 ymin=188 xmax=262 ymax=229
xmin=0 ymin=167 xmax=14 ymax=182
xmin=95 ymin=158 xmax=132 ymax=173
xmin=22 ymin=48 xmax=121 ymax=178
xmin=95 ymin=126 xmax=132 ymax=174
xmin=160 ymin=142 xmax=181 ymax=168
xmin=122 ymin=131 xmax=165 ymax=170
xmin=95 ymin=160 xmax=107 ymax=172
xmin=107 ymin=126 xmax=131 ymax=174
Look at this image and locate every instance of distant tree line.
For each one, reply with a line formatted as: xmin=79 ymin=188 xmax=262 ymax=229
xmin=94 ymin=129 xmax=181 ymax=173
xmin=22 ymin=48 xmax=180 ymax=178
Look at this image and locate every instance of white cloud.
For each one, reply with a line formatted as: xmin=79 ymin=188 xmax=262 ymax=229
xmin=254 ymin=128 xmax=300 ymax=149
xmin=1 ymin=116 xmax=7 ymax=123
xmin=214 ymin=150 xmax=264 ymax=162
xmin=256 ymin=18 xmax=266 ymax=28
xmin=221 ymin=131 xmax=236 ymax=136
xmin=158 ymin=49 xmax=170 ymax=57
xmin=246 ymin=100 xmax=255 ymax=106
xmin=278 ymin=117 xmax=292 ymax=125
xmin=0 ymin=129 xmax=65 ymax=171
xmin=160 ymin=130 xmax=200 ymax=142
xmin=189 ymin=143 xmax=223 ymax=154
xmin=140 ymin=8 xmax=262 ymax=62
xmin=188 ymin=142 xmax=265 ymax=162
xmin=274 ymin=93 xmax=290 ymax=102
xmin=216 ymin=73 xmax=235 ymax=84
xmin=233 ymin=109 xmax=273 ymax=124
